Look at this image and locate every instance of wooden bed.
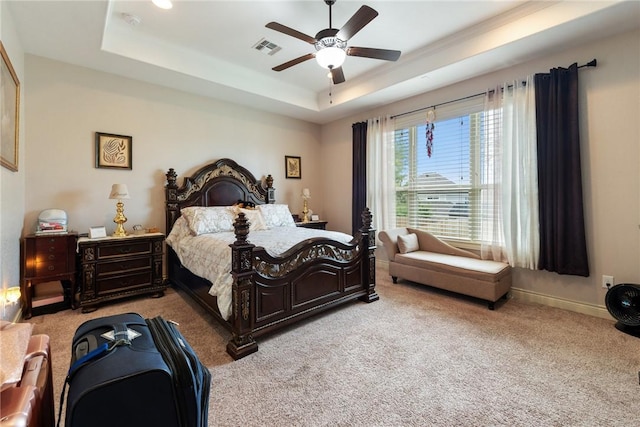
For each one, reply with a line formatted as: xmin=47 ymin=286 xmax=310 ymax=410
xmin=165 ymin=158 xmax=378 ymax=359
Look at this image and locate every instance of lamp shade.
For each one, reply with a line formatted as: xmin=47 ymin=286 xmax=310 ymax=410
xmin=315 ymin=47 xmax=346 ymax=69
xmin=109 ymin=184 xmax=130 ymax=200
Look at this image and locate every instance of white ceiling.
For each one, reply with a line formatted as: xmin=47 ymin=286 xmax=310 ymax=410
xmin=7 ymin=0 xmax=640 ymax=124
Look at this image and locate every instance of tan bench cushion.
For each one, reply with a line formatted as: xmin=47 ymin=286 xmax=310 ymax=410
xmin=395 ymin=251 xmax=510 ymax=283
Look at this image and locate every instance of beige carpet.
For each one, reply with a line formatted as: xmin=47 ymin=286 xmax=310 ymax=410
xmin=31 ymin=266 xmax=640 ymax=426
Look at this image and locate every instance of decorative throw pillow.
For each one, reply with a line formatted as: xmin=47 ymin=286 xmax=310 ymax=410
xmin=397 ymin=233 xmax=419 ymax=254
xmin=257 ymin=204 xmax=296 ymax=228
xmin=180 ymin=206 xmax=235 ymax=235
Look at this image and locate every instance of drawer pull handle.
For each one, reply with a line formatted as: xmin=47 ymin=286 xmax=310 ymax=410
xmin=48 ymin=265 xmax=55 ymax=271
xmin=119 ymin=247 xmax=132 ymax=254
xmin=48 ymin=255 xmax=56 ymax=260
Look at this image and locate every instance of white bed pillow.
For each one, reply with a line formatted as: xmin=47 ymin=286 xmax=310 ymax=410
xmin=257 ymin=204 xmax=296 ymax=228
xmin=166 ymin=216 xmax=191 ymax=247
xmin=180 ymin=206 xmax=235 ymax=235
xmin=235 ymin=207 xmax=268 ymax=231
xmin=397 ymin=233 xmax=420 ymax=254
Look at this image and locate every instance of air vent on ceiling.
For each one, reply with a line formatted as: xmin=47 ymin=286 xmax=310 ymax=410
xmin=121 ymin=12 xmax=142 ymax=26
xmin=252 ymin=38 xmax=281 ymax=56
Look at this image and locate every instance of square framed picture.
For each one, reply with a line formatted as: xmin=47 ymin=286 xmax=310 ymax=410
xmin=95 ymin=132 xmax=132 ymax=170
xmin=285 ymin=155 xmax=301 ymax=179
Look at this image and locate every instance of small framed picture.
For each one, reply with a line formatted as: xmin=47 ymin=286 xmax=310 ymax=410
xmin=89 ymin=226 xmax=107 ymax=239
xmin=285 ymin=155 xmax=301 ymax=179
xmin=95 ymin=132 xmax=132 ymax=170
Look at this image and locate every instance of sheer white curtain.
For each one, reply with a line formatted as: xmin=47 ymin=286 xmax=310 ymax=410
xmin=366 ymin=116 xmax=396 ymax=239
xmin=480 ymin=90 xmax=506 ymax=261
xmin=482 ymin=78 xmax=539 ymax=268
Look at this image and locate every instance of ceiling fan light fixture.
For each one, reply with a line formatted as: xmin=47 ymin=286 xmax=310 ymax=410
xmin=152 ymin=0 xmax=173 ymax=10
xmin=315 ymin=46 xmax=346 ymax=69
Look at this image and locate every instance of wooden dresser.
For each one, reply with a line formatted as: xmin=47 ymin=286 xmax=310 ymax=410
xmin=21 ymin=233 xmax=77 ymax=319
xmin=76 ymin=233 xmax=166 ymax=313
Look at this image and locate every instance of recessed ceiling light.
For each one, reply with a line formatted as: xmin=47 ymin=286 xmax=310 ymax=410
xmin=152 ymin=0 xmax=173 ymax=10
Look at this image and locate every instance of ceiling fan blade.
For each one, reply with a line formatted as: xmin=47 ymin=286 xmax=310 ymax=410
xmin=266 ymin=22 xmax=316 ymax=44
xmin=336 ymin=5 xmax=378 ymax=41
xmin=347 ymin=47 xmax=401 ymax=62
xmin=331 ymin=67 xmax=346 ymax=84
xmin=272 ymin=53 xmax=315 ymax=72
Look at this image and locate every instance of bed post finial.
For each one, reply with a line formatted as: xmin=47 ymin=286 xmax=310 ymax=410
xmin=361 ymin=207 xmax=372 ymax=231
xmin=265 ymin=174 xmax=275 ymax=204
xmin=166 ymin=168 xmax=177 ymax=189
xmin=233 ymin=212 xmax=251 ymax=244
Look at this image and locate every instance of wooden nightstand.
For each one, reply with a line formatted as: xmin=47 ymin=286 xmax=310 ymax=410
xmin=295 ymin=220 xmax=328 ymax=230
xmin=77 ymin=233 xmax=166 ymax=313
xmin=21 ymin=233 xmax=78 ymax=319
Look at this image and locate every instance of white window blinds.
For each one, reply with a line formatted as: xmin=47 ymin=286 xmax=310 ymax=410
xmin=392 ymin=95 xmax=493 ymax=244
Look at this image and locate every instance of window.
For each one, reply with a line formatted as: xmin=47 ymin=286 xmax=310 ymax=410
xmin=393 ymin=96 xmax=489 ymax=245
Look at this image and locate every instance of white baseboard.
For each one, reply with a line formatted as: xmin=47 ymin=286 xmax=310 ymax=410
xmin=376 ymin=258 xmax=613 ymax=320
xmin=510 ymin=288 xmax=613 ymax=320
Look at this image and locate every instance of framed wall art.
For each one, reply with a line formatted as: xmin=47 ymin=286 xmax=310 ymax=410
xmin=0 ymin=41 xmax=20 ymax=172
xmin=95 ymin=132 xmax=132 ymax=170
xmin=285 ymin=155 xmax=301 ymax=179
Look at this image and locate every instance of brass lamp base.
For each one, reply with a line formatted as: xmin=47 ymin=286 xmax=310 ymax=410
xmin=113 ymin=200 xmax=128 ymax=237
xmin=302 ymin=199 xmax=310 ymax=223
xmin=113 ymin=222 xmax=127 ymax=237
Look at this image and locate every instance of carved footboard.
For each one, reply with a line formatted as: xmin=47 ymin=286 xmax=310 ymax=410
xmin=227 ymin=209 xmax=378 ymax=360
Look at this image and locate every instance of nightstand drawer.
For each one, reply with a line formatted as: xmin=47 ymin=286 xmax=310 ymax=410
xmin=96 ymin=257 xmax=151 ymax=276
xmin=35 ymin=237 xmax=68 ymax=253
xmin=35 ymin=260 xmax=69 ymax=277
xmin=96 ymin=271 xmax=153 ymax=294
xmin=97 ymin=241 xmax=152 ymax=259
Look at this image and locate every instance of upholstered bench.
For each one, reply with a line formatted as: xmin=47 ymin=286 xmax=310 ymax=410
xmin=378 ymin=227 xmax=512 ymax=309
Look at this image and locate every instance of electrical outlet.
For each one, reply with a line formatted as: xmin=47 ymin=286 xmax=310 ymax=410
xmin=602 ymin=275 xmax=614 ymax=289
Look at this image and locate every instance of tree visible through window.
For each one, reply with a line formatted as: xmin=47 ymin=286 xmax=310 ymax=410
xmin=394 ymin=110 xmax=485 ymax=244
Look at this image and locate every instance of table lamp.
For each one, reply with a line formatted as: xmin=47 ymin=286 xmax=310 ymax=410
xmin=109 ymin=184 xmax=130 ymax=237
xmin=301 ymin=188 xmax=311 ymax=223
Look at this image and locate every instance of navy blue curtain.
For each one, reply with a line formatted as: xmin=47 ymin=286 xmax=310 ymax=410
xmin=534 ymin=63 xmax=589 ymax=276
xmin=352 ymin=121 xmax=367 ymax=235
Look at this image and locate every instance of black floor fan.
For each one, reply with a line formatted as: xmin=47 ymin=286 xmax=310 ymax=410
xmin=605 ymin=283 xmax=640 ymax=338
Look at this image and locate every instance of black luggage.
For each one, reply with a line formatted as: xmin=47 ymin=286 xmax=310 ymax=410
xmin=60 ymin=312 xmax=210 ymax=427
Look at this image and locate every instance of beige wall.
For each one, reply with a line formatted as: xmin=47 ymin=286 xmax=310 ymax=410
xmin=4 ymin=10 xmax=638 ymax=321
xmin=0 ymin=3 xmax=25 ymax=321
xmin=321 ymin=29 xmax=640 ymax=317
xmin=23 ymin=56 xmax=322 ymax=237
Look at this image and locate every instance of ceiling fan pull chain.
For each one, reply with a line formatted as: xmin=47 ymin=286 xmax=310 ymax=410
xmin=329 ymin=76 xmax=333 ymax=104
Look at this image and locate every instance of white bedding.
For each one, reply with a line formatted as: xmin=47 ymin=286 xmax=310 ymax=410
xmin=166 ymin=216 xmax=353 ymax=320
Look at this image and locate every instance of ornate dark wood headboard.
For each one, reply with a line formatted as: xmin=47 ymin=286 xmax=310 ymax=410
xmin=165 ymin=158 xmax=274 ymax=232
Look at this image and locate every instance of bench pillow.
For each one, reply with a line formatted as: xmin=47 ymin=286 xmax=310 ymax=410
xmin=397 ymin=233 xmax=419 ymax=254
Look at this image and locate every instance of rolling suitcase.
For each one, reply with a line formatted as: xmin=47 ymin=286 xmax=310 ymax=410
xmin=60 ymin=312 xmax=210 ymax=427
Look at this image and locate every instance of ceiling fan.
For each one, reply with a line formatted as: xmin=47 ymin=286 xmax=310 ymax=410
xmin=266 ymin=0 xmax=401 ymax=84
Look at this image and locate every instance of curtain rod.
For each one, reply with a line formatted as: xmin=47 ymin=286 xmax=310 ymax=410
xmin=391 ymin=59 xmax=597 ymax=120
